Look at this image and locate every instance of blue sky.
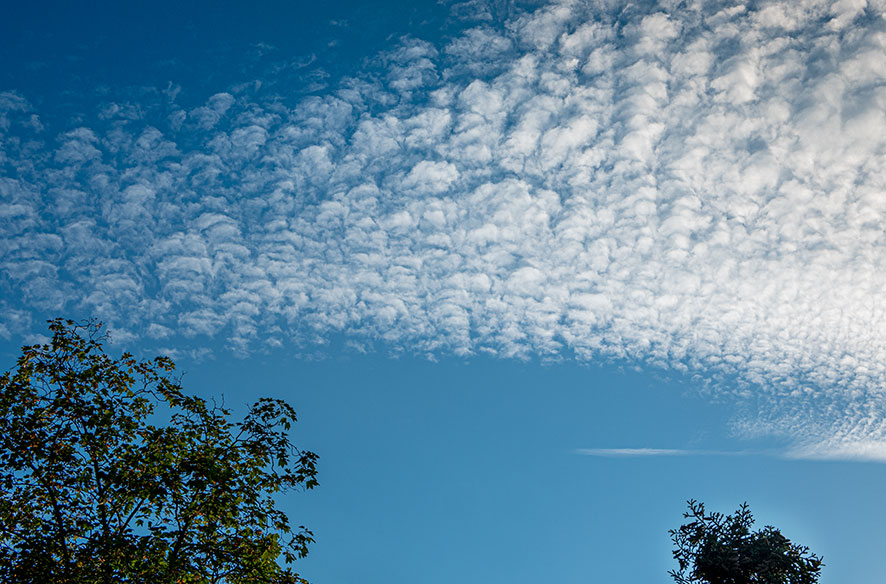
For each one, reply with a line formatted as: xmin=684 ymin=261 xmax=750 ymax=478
xmin=3 ymin=0 xmax=886 ymax=581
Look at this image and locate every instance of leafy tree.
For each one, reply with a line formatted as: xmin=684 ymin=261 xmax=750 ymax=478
xmin=669 ymin=499 xmax=822 ymax=584
xmin=0 ymin=319 xmax=318 ymax=584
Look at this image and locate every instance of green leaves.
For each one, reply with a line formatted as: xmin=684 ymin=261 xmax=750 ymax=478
xmin=0 ymin=319 xmax=318 ymax=584
xmin=669 ymin=500 xmax=823 ymax=584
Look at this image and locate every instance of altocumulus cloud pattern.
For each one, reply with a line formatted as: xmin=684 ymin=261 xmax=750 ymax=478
xmin=2 ymin=0 xmax=886 ymax=459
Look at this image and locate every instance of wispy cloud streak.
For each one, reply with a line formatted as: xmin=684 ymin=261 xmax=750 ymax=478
xmin=577 ymin=444 xmax=886 ymax=463
xmin=575 ymin=448 xmax=768 ymax=458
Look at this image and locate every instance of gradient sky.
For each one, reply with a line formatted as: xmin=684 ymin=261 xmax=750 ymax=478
xmin=2 ymin=0 xmax=886 ymax=582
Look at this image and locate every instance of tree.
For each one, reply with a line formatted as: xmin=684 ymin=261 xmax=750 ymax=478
xmin=0 ymin=319 xmax=319 ymax=584
xmin=669 ymin=499 xmax=822 ymax=584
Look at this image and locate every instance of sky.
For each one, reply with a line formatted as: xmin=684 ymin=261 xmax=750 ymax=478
xmin=2 ymin=0 xmax=886 ymax=581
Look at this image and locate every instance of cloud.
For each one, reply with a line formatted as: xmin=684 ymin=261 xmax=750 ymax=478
xmin=2 ymin=0 xmax=886 ymax=458
xmin=576 ymin=448 xmax=702 ymax=458
xmin=574 ymin=448 xmax=765 ymax=458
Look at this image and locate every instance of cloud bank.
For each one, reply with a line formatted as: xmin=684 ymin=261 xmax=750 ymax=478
xmin=3 ymin=0 xmax=886 ymax=458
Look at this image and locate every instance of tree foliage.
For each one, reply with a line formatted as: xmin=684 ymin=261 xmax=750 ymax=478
xmin=0 ymin=319 xmax=318 ymax=584
xmin=669 ymin=499 xmax=822 ymax=584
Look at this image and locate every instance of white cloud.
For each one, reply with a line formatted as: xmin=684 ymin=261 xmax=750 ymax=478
xmin=575 ymin=447 xmax=785 ymax=459
xmin=401 ymin=160 xmax=460 ymax=194
xmin=576 ymin=448 xmax=735 ymax=458
xmin=3 ymin=0 xmax=886 ymax=458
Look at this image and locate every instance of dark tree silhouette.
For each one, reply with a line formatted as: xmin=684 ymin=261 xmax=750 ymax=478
xmin=0 ymin=319 xmax=318 ymax=584
xmin=669 ymin=500 xmax=822 ymax=584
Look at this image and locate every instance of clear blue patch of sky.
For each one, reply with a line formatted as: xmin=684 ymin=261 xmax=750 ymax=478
xmin=2 ymin=0 xmax=454 ymax=122
xmin=175 ymin=348 xmax=884 ymax=584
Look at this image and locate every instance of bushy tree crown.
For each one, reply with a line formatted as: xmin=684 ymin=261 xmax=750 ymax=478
xmin=0 ymin=319 xmax=318 ymax=584
xmin=670 ymin=499 xmax=822 ymax=584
